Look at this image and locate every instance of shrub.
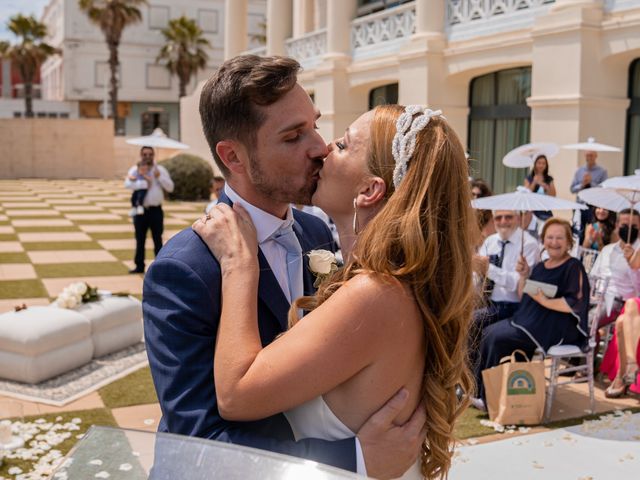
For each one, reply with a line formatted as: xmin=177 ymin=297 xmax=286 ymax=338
xmin=159 ymin=154 xmax=213 ymax=201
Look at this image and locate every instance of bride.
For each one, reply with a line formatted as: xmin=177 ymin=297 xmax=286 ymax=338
xmin=193 ymin=104 xmax=477 ymax=479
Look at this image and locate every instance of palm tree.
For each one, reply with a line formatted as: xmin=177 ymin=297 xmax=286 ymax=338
xmin=0 ymin=14 xmax=60 ymax=118
xmin=156 ymin=16 xmax=210 ymax=98
xmin=78 ymin=0 xmax=146 ymax=134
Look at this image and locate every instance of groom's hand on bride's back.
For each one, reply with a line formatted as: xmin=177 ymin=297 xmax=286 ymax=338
xmin=357 ymin=388 xmax=426 ymax=479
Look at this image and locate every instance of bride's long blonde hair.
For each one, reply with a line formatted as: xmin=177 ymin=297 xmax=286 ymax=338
xmin=291 ymin=105 xmax=478 ymax=479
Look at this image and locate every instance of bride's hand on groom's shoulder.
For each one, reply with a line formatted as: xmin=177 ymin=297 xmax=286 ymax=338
xmin=192 ymin=203 xmax=258 ymax=274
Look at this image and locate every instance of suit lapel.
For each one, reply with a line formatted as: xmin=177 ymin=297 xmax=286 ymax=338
xmin=219 ymin=192 xmax=291 ymax=331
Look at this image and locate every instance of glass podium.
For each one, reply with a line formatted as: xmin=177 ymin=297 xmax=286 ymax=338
xmin=50 ymin=426 xmax=367 ymax=479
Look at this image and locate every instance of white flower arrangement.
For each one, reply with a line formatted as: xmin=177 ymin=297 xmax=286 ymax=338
xmin=307 ymin=249 xmax=338 ymax=287
xmin=54 ymin=282 xmax=99 ymax=309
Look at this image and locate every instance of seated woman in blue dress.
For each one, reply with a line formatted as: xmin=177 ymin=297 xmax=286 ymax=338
xmin=472 ymin=218 xmax=590 ymax=410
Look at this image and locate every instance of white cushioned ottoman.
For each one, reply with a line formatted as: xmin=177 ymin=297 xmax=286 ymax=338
xmin=75 ymin=296 xmax=143 ymax=357
xmin=0 ymin=307 xmax=93 ymax=384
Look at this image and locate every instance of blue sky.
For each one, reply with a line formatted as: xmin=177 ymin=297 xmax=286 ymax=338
xmin=0 ymin=0 xmax=51 ymax=41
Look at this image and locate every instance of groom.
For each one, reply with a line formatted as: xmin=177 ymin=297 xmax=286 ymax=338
xmin=143 ymin=55 xmax=424 ymax=478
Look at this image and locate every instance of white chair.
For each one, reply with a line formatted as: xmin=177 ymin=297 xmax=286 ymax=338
xmin=577 ymin=246 xmax=600 ymax=275
xmin=543 ymin=275 xmax=608 ymax=423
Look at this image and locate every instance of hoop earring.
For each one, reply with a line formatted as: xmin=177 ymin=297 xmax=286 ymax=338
xmin=352 ymin=198 xmax=360 ymax=235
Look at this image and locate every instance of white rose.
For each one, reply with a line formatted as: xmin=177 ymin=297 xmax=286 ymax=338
xmin=307 ymin=250 xmax=336 ymax=275
xmin=66 ymin=294 xmax=78 ymax=309
xmin=71 ymin=282 xmax=88 ymax=296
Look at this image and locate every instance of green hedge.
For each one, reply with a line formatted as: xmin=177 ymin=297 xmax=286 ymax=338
xmin=160 ymin=154 xmax=213 ymax=201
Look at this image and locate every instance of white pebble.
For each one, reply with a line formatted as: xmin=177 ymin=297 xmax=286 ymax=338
xmin=95 ymin=471 xmax=110 ymax=478
xmin=88 ymin=459 xmax=103 ymax=466
xmin=119 ymin=463 xmax=133 ymax=471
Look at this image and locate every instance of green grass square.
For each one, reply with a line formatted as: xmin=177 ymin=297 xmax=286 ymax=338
xmin=0 ymin=279 xmax=48 ymax=299
xmin=35 ymin=262 xmax=129 ymax=278
xmin=22 ymin=241 xmax=102 ymax=251
xmin=76 ymin=218 xmax=129 ymax=225
xmin=0 ymin=252 xmax=30 ymax=263
xmin=89 ymin=231 xmax=134 ymax=240
xmin=110 ymin=249 xmax=155 ymax=261
xmin=98 ymin=366 xmax=158 ymax=408
xmin=13 ymin=226 xmax=81 ymax=233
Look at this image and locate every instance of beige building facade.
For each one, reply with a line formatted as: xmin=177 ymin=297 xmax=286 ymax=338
xmin=183 ymin=0 xmax=640 ymax=200
xmin=40 ymin=0 xmax=266 ymax=138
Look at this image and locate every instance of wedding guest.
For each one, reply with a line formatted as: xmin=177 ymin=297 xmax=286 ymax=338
xmin=570 ymin=149 xmax=608 ymax=241
xmin=582 ymin=206 xmax=617 ymax=251
xmin=476 ymin=210 xmax=539 ymax=327
xmin=524 ymin=155 xmax=555 ymax=221
xmin=472 ymin=219 xmax=590 ymax=409
xmin=590 ymin=209 xmax=640 ymax=329
xmin=124 ymin=146 xmax=174 ymax=274
xmin=471 ymin=179 xmax=495 ymax=241
xmin=600 ymin=298 xmax=640 ymax=398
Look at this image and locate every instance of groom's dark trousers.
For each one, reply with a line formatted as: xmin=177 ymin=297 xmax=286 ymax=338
xmin=142 ymin=194 xmax=355 ymax=470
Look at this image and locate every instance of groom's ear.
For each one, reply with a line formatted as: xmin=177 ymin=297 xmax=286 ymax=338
xmin=357 ymin=176 xmax=387 ymax=208
xmin=216 ymin=140 xmax=247 ymax=174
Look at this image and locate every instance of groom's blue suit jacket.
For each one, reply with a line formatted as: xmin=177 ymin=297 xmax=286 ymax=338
xmin=143 ymin=194 xmax=355 ymax=471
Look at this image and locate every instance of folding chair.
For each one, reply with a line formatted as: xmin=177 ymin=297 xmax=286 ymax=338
xmin=543 ymin=275 xmax=608 ymax=423
xmin=577 ymin=246 xmax=600 ymax=275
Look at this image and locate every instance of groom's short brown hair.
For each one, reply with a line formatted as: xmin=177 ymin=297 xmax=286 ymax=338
xmin=199 ymin=55 xmax=301 ymax=176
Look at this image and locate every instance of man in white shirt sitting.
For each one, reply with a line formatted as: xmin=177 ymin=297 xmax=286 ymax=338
xmin=590 ymin=208 xmax=640 ymax=326
xmin=476 ymin=210 xmax=540 ymax=327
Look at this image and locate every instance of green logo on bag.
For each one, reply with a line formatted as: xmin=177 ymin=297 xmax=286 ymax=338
xmin=507 ymin=370 xmax=536 ymax=395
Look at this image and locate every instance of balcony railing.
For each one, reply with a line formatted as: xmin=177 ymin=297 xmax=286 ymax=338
xmin=446 ymin=0 xmax=556 ymax=40
xmin=351 ymin=2 xmax=415 ymax=61
xmin=285 ymin=29 xmax=327 ymax=69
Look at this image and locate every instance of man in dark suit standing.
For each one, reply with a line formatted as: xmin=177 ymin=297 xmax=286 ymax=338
xmin=143 ymin=55 xmax=424 ymax=478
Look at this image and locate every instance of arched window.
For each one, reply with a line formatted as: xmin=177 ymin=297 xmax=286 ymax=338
xmin=468 ymin=67 xmax=532 ymax=193
xmin=368 ymin=83 xmax=398 ymax=109
xmin=625 ymin=59 xmax=640 ymax=174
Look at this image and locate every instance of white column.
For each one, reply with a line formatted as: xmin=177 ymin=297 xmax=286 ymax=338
xmin=224 ymin=0 xmax=247 ymax=59
xmin=314 ymin=0 xmax=327 ymax=29
xmin=415 ymin=0 xmax=444 ymax=36
xmin=326 ymin=0 xmax=356 ymax=56
xmin=267 ymin=0 xmax=293 ymax=56
xmin=293 ymin=0 xmax=314 ymax=37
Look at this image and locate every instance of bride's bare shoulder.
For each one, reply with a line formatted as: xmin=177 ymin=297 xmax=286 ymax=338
xmin=326 ymin=272 xmax=417 ymax=321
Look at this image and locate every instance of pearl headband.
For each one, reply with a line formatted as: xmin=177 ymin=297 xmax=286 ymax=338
xmin=391 ymin=105 xmax=444 ymax=188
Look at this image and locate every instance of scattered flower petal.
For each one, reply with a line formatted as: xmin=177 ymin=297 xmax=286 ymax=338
xmin=95 ymin=471 xmax=110 ymax=478
xmin=119 ymin=463 xmax=132 ymax=471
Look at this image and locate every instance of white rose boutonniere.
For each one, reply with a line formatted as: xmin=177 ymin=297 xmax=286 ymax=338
xmin=307 ymin=249 xmax=338 ymax=287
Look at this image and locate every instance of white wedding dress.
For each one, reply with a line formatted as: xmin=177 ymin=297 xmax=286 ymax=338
xmin=284 ymin=396 xmax=422 ymax=479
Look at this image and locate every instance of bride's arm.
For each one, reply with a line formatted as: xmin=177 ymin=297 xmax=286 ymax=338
xmin=194 ymin=204 xmax=391 ymax=421
xmin=217 ymin=272 xmax=387 ymax=420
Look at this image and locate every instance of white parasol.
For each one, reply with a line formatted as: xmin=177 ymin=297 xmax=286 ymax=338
xmin=125 ymin=128 xmax=189 ymax=150
xmin=473 ymin=186 xmax=586 ymax=252
xmin=580 ymin=170 xmax=640 ymax=243
xmin=561 ymin=136 xmax=621 ymax=152
xmin=578 ymin=187 xmax=640 ymax=213
xmin=502 ymin=142 xmax=559 ymax=168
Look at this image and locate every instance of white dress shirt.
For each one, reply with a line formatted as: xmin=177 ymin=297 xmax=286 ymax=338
xmin=224 ymin=185 xmax=367 ymax=476
xmin=479 ymin=228 xmax=540 ymax=303
xmin=124 ymin=164 xmax=174 ymax=207
xmin=225 ymin=185 xmax=299 ymax=302
xmin=590 ymin=240 xmax=640 ymax=308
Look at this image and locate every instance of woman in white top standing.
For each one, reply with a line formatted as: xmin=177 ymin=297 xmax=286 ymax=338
xmin=194 ymin=105 xmax=478 ymax=479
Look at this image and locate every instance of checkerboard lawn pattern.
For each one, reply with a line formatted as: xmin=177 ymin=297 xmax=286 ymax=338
xmin=0 ymin=179 xmax=208 ymax=308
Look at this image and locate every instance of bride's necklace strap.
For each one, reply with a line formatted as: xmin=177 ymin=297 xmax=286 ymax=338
xmin=391 ymin=105 xmax=445 ymax=188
